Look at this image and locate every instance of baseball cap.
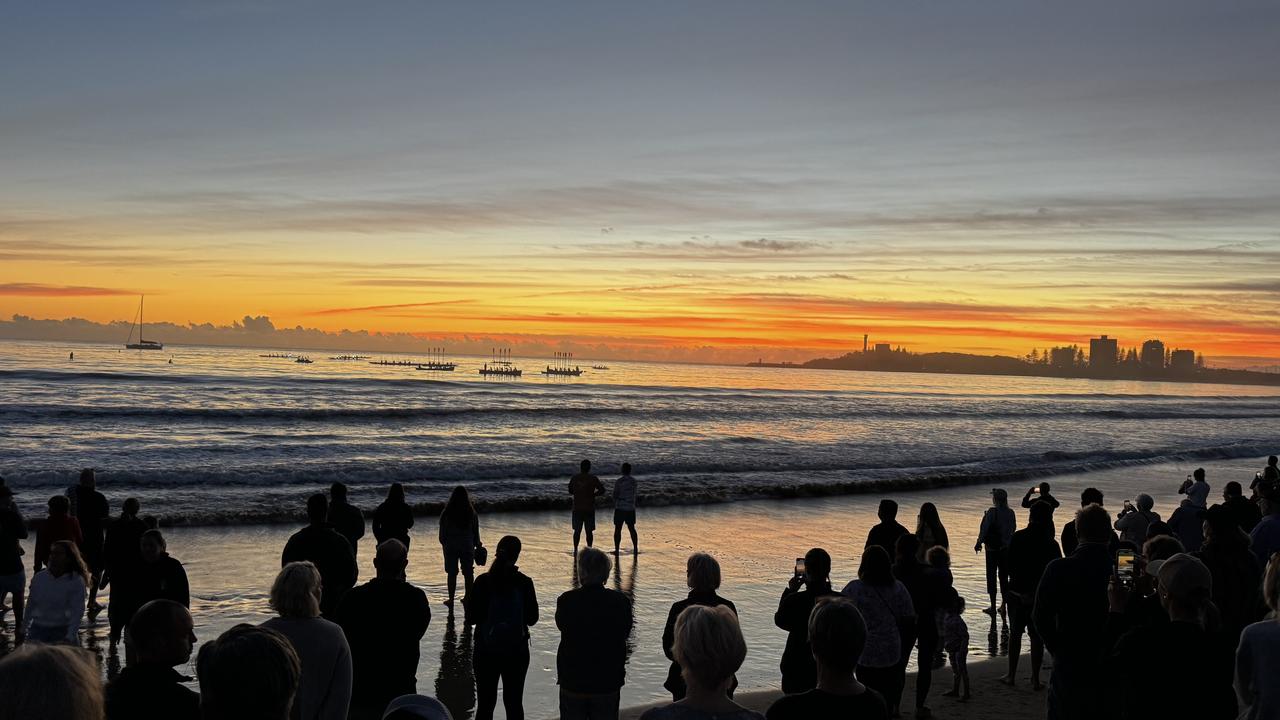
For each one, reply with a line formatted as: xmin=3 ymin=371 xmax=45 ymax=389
xmin=1149 ymin=553 xmax=1212 ymax=600
xmin=383 ymin=695 xmax=452 ymax=720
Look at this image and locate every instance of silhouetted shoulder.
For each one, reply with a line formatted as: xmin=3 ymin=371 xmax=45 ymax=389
xmin=641 ymin=705 xmax=765 ymax=720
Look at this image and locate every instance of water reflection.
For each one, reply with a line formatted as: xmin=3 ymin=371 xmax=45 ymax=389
xmin=612 ymin=553 xmax=639 ymax=664
xmin=435 ymin=612 xmax=476 ymax=720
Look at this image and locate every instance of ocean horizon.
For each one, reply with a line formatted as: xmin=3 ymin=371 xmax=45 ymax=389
xmin=4 ymin=338 xmax=1278 ymax=525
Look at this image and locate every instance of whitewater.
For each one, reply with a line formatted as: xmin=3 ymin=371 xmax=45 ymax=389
xmin=2 ymin=339 xmax=1279 ymax=525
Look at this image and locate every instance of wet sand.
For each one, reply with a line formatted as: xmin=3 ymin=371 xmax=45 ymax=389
xmin=1 ymin=456 xmax=1266 ymax=719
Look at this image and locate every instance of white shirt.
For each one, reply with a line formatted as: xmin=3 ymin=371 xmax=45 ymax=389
xmin=614 ymin=475 xmax=637 ymax=511
xmin=25 ymin=569 xmax=86 ymax=643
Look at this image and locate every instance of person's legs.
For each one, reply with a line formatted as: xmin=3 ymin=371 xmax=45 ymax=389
xmin=559 ymin=689 xmax=587 ymax=720
xmin=473 ymin=652 xmax=500 ymax=720
xmin=613 ymin=518 xmax=623 ymax=554
xmin=584 ymin=512 xmax=595 ymax=548
xmin=626 ymin=516 xmax=638 ymax=552
xmin=572 ymin=513 xmax=584 ymax=551
xmin=984 ymin=550 xmax=999 ymax=610
xmin=995 ymin=550 xmax=1011 ymax=613
xmin=915 ymin=632 xmax=936 ymax=712
xmin=500 ymin=648 xmax=530 ymax=720
xmin=958 ymin=652 xmax=970 ymax=699
xmin=1003 ymin=597 xmax=1027 ymax=683
xmin=585 ymin=692 xmax=620 ymax=720
xmin=1027 ymin=621 xmax=1045 ymax=689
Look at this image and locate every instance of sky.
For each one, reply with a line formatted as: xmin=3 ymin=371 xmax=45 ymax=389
xmin=3 ymin=1 xmax=1280 ymax=364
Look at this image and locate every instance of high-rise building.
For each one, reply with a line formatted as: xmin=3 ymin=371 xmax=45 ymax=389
xmin=1141 ymin=339 xmax=1166 ymax=368
xmin=1089 ymin=335 xmax=1118 ymax=369
xmin=1169 ymin=349 xmax=1195 ymax=370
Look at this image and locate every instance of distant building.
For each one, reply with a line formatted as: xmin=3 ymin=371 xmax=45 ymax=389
xmin=874 ymin=343 xmax=891 ymax=355
xmin=1050 ymin=346 xmax=1076 ymax=369
xmin=1141 ymin=339 xmax=1166 ymax=368
xmin=1169 ymin=349 xmax=1195 ymax=370
xmin=1090 ymin=335 xmax=1118 ymax=369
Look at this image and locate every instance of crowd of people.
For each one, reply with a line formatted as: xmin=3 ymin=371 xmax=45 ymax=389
xmin=0 ymin=455 xmax=1279 ymax=720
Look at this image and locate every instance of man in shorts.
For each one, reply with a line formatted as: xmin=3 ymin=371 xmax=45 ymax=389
xmin=0 ymin=480 xmax=28 ymax=632
xmin=568 ymin=460 xmax=605 ymax=552
xmin=612 ymin=463 xmax=638 ymax=555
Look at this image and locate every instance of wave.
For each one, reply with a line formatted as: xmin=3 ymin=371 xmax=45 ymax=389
xmin=4 ymin=404 xmax=1278 ymax=424
xmin=7 ymin=440 xmax=1274 ymax=526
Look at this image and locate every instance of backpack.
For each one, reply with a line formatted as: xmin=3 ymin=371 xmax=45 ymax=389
xmin=479 ymin=581 xmax=526 ymax=652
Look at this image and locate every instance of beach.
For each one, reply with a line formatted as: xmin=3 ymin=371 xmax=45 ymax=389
xmin=3 ymin=456 xmax=1268 ymax=719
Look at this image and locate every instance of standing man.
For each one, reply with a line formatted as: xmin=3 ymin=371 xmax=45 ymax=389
xmin=1033 ymin=505 xmax=1114 ymax=720
xmin=282 ymin=494 xmax=357 ymax=618
xmin=612 ymin=464 xmax=638 ymax=555
xmin=328 ymin=482 xmax=366 ymax=562
xmin=105 ymin=599 xmax=200 ymax=720
xmin=68 ymin=468 xmax=110 ymax=617
xmin=975 ymin=488 xmax=1016 ymax=616
xmin=864 ymin=500 xmax=909 ymax=558
xmin=555 ymin=548 xmax=634 ymax=720
xmin=569 ymin=460 xmax=606 ymax=552
xmin=337 ymin=540 xmax=432 ymax=720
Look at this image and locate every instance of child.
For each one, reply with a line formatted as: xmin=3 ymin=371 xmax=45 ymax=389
xmin=941 ymin=589 xmax=971 ymax=701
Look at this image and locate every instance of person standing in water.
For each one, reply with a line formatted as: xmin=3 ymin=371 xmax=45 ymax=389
xmin=568 ymin=460 xmax=605 ymax=552
xmin=974 ymin=488 xmax=1016 ymax=616
xmin=69 ymin=470 xmax=111 ymax=618
xmin=612 ymin=464 xmax=638 ymax=555
xmin=373 ymin=483 xmax=415 ymax=550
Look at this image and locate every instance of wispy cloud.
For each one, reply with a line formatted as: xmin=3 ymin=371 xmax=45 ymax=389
xmin=0 ymin=283 xmax=133 ymax=297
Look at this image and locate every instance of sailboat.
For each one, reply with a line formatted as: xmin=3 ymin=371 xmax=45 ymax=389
xmin=124 ymin=295 xmax=164 ymax=350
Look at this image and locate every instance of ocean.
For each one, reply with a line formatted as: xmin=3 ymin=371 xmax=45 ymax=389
xmin=3 ymin=338 xmax=1279 ymax=524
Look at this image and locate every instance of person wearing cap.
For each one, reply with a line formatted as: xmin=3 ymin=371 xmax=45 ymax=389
xmin=1107 ymin=553 xmax=1237 ymax=720
xmin=1220 ymin=481 xmax=1262 ymax=534
xmin=383 ymin=694 xmax=453 ymax=720
xmin=1114 ymin=494 xmax=1160 ymax=548
xmin=1003 ymin=501 xmax=1061 ymax=690
xmin=1195 ymin=505 xmax=1263 ymax=641
xmin=1033 ymin=504 xmax=1115 ymax=720
xmin=974 ymin=488 xmax=1016 ymax=615
xmin=1235 ymin=552 xmax=1280 ymax=720
xmin=0 ymin=479 xmax=28 ymax=633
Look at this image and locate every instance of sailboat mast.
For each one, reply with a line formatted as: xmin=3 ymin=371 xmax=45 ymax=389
xmin=139 ymin=295 xmax=144 ymax=342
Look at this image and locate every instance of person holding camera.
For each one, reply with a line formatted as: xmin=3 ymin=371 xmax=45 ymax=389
xmin=1114 ymin=494 xmax=1160 ymax=548
xmin=774 ymin=548 xmax=840 ymax=694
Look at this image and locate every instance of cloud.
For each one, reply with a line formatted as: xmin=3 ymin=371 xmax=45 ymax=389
xmin=0 ymin=283 xmax=133 ymax=297
xmin=304 ymin=299 xmax=472 ymax=316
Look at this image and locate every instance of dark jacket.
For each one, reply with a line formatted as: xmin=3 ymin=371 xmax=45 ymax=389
xmin=104 ymin=662 xmax=200 ymax=720
xmin=1108 ymin=621 xmax=1237 ymax=720
xmin=1007 ymin=524 xmax=1062 ymax=599
xmin=68 ymin=486 xmax=110 ymax=547
xmin=1194 ymin=539 xmax=1263 ymax=640
xmin=892 ymin=561 xmax=946 ymax=647
xmin=372 ymin=501 xmax=414 ymax=547
xmin=662 ymin=591 xmax=737 ymax=697
xmin=465 ymin=564 xmax=538 ymax=654
xmin=336 ymin=577 xmax=431 ymax=712
xmin=103 ymin=515 xmax=147 ymax=580
xmin=327 ymin=501 xmax=365 ymax=556
xmin=1167 ymin=504 xmax=1204 ymax=552
xmin=1222 ymin=495 xmax=1262 ymax=534
xmin=774 ymin=584 xmax=840 ymax=693
xmin=865 ymin=521 xmax=910 ymax=557
xmin=0 ymin=505 xmax=28 ymax=576
xmin=282 ymin=524 xmax=358 ymax=617
xmin=136 ymin=554 xmax=190 ymax=608
xmin=555 ymin=584 xmax=634 ymax=694
xmin=1033 ymin=542 xmax=1112 ymax=665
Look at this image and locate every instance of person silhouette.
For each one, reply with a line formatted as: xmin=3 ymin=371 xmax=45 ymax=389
xmin=974 ymin=489 xmax=1016 ymax=615
xmin=373 ymin=483 xmax=415 ymax=550
xmin=281 ymin=494 xmax=357 ymax=618
xmin=662 ymin=553 xmax=737 ymax=701
xmin=555 ymin=547 xmax=633 ymax=719
xmin=568 ymin=460 xmax=606 ymax=552
xmin=261 ymin=562 xmax=352 ymax=720
xmin=196 ymin=624 xmax=301 ymax=720
xmin=67 ymin=469 xmax=110 ymax=618
xmin=465 ymin=535 xmax=538 ymax=720
xmin=103 ymin=498 xmax=148 ymax=646
xmin=612 ymin=464 xmax=638 ymax=555
xmin=105 ymin=600 xmax=199 ymax=720
xmin=775 ymin=548 xmax=840 ymax=694
xmin=865 ymin=500 xmax=909 ymax=558
xmin=327 ymin=482 xmax=365 ymax=562
xmin=336 ymin=540 xmax=431 ymax=720
xmin=439 ymin=486 xmax=483 ymax=609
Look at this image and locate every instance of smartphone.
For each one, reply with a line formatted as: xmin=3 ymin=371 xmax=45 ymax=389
xmin=1116 ymin=549 xmax=1137 ymax=587
xmin=794 ymin=558 xmax=806 ymax=578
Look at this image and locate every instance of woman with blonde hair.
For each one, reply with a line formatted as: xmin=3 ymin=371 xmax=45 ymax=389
xmin=261 ymin=561 xmax=352 ymax=720
xmin=23 ymin=539 xmax=88 ymax=645
xmin=640 ymin=604 xmax=763 ymax=720
xmin=662 ymin=553 xmax=737 ymax=701
xmin=1236 ymin=552 xmax=1280 ymax=720
xmin=0 ymin=644 xmax=104 ymax=720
